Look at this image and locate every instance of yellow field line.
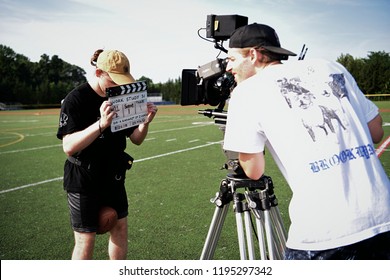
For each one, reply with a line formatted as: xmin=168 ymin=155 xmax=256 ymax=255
xmin=0 ymin=132 xmax=25 ymax=148
xmin=0 ymin=125 xmax=57 ymax=132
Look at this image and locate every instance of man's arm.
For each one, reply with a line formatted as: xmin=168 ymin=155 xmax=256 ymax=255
xmin=239 ymin=152 xmax=265 ymax=180
xmin=368 ymin=114 xmax=384 ymax=144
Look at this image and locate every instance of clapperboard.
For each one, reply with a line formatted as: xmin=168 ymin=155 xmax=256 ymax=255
xmin=106 ymin=81 xmax=148 ymax=132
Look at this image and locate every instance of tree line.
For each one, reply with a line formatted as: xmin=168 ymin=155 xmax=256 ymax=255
xmin=0 ymin=44 xmax=388 ymax=107
xmin=0 ymin=45 xmax=87 ymax=106
xmin=336 ymin=51 xmax=390 ymax=96
xmin=0 ymin=45 xmax=182 ymax=107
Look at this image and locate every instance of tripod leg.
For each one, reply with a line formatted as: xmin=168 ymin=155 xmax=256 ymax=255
xmin=233 ymin=192 xmax=252 ymax=260
xmin=271 ymin=206 xmax=287 ymax=245
xmin=243 ymin=211 xmax=256 ymax=260
xmin=235 ymin=210 xmax=247 ymax=260
xmin=270 ymin=207 xmax=287 ymax=258
xmin=263 ymin=210 xmax=276 ymax=260
xmin=200 ymin=203 xmax=230 ymax=260
xmin=255 ymin=211 xmax=268 ymax=260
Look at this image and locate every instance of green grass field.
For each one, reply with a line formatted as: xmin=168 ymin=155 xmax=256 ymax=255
xmin=0 ymin=102 xmax=389 ymax=260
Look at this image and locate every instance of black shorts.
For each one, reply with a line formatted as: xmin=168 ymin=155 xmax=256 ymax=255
xmin=67 ymin=181 xmax=129 ymax=233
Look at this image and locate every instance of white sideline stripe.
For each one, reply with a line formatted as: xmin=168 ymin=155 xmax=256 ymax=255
xmin=0 ymin=124 xmax=212 ymax=155
xmin=134 ymin=141 xmax=221 ymax=163
xmin=0 ymin=144 xmax=62 ymax=155
xmin=376 ymin=135 xmax=390 ymax=157
xmin=0 ymin=177 xmax=63 ymax=194
xmin=148 ymin=123 xmax=212 ymax=134
xmin=0 ymin=141 xmax=222 ymax=194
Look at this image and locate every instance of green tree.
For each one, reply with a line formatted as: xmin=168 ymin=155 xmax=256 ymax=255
xmin=0 ymin=45 xmax=33 ymax=103
xmin=337 ymin=51 xmax=390 ymax=95
xmin=362 ymin=51 xmax=390 ymax=95
xmin=0 ymin=45 xmax=87 ymax=105
xmin=138 ymin=76 xmax=161 ymax=93
xmin=161 ymin=77 xmax=181 ymax=104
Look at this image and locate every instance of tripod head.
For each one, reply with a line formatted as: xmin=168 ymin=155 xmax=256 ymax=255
xmin=211 ymin=173 xmax=277 ymax=209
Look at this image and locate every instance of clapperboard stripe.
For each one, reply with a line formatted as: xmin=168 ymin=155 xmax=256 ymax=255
xmin=106 ymin=81 xmax=147 ymax=97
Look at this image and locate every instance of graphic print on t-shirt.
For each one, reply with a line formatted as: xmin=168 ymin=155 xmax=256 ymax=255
xmin=59 ymin=112 xmax=68 ymax=128
xmin=277 ymin=73 xmax=348 ymax=142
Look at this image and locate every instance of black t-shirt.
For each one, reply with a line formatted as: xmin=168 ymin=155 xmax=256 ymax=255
xmin=57 ymin=83 xmax=137 ymax=166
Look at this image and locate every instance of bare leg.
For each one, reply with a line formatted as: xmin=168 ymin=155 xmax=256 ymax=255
xmin=108 ymin=217 xmax=128 ymax=260
xmin=72 ymin=231 xmax=96 ymax=260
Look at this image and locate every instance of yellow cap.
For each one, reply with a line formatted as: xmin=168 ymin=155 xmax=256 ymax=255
xmin=96 ymin=50 xmax=135 ymax=85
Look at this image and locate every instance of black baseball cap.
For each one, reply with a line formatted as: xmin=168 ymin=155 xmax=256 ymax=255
xmin=229 ymin=23 xmax=296 ymax=57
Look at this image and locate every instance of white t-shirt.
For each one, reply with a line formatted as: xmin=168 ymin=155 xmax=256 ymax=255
xmin=223 ymin=58 xmax=390 ymax=250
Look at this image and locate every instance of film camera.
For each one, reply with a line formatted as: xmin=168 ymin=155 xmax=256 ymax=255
xmin=181 ymin=14 xmax=248 ymax=108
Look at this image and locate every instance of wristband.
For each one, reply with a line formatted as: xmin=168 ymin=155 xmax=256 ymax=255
xmin=99 ymin=119 xmax=102 ymax=134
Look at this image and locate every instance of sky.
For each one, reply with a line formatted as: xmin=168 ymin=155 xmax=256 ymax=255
xmin=0 ymin=0 xmax=389 ymax=83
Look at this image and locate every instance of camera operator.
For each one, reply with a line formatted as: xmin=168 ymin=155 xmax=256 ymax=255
xmin=223 ymin=23 xmax=390 ymax=259
xmin=57 ymin=49 xmax=158 ymax=259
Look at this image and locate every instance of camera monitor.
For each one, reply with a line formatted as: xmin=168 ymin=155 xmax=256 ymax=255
xmin=206 ymin=14 xmax=248 ymax=41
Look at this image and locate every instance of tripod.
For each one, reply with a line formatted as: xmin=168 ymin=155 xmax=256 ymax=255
xmin=200 ymin=173 xmax=287 ymax=260
xmin=197 ymin=108 xmax=287 ymax=260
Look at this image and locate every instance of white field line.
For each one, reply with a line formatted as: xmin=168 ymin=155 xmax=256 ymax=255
xmin=0 ymin=144 xmax=62 ymax=155
xmin=0 ymin=177 xmax=64 ymax=194
xmin=147 ymin=123 xmax=212 ymax=134
xmin=0 ymin=123 xmax=213 ymax=155
xmin=376 ymin=135 xmax=390 ymax=157
xmin=0 ymin=141 xmax=222 ymax=194
xmin=133 ymin=141 xmax=221 ymax=163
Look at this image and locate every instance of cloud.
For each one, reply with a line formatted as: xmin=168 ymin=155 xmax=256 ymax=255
xmin=0 ymin=0 xmax=389 ymax=83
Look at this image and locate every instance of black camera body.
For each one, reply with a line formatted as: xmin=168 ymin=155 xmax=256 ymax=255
xmin=181 ymin=14 xmax=248 ymax=107
xmin=181 ymin=58 xmax=235 ymax=107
